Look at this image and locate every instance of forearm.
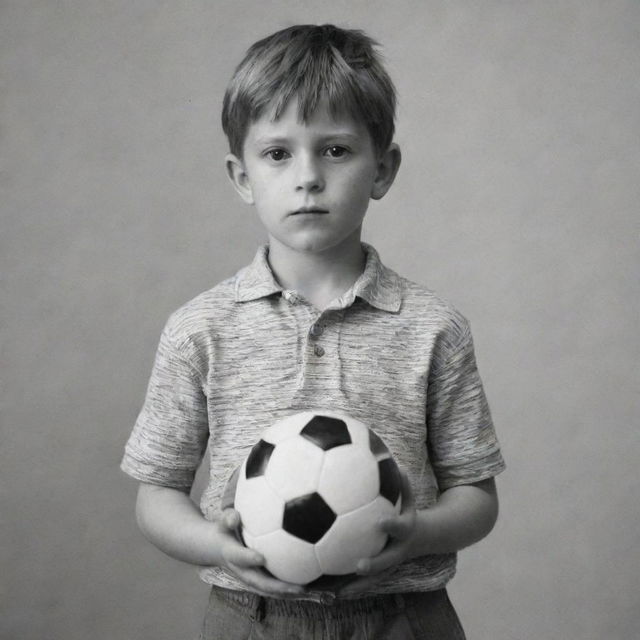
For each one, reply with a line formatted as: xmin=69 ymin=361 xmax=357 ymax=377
xmin=135 ymin=482 xmax=226 ymax=567
xmin=409 ymin=477 xmax=499 ymax=558
xmin=134 ymin=481 xmax=307 ymax=596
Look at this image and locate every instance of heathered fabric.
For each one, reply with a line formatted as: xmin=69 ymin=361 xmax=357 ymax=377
xmin=121 ymin=243 xmax=505 ymax=599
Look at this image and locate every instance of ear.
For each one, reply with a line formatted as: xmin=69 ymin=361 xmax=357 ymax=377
xmin=225 ymin=153 xmax=254 ymax=204
xmin=371 ymin=143 xmax=401 ymax=201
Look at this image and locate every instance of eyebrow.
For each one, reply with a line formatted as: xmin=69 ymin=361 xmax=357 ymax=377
xmin=252 ymin=132 xmax=362 ymax=146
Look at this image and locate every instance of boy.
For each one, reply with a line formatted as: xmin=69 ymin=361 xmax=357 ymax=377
xmin=122 ymin=24 xmax=505 ymax=639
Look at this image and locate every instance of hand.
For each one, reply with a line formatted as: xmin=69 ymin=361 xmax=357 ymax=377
xmin=214 ymin=508 xmax=305 ymax=598
xmin=216 ymin=469 xmax=306 ymax=598
xmin=338 ymin=472 xmax=417 ymax=597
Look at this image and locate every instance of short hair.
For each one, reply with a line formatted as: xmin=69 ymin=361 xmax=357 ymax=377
xmin=222 ymin=24 xmax=397 ymax=158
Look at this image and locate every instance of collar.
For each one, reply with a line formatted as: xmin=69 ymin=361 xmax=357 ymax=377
xmin=234 ymin=244 xmax=402 ymax=313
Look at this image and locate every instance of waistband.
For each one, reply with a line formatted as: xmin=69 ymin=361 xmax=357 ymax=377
xmin=210 ymin=585 xmax=447 ymax=622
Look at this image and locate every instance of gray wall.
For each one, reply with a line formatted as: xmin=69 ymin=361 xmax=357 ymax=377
xmin=2 ymin=1 xmax=638 ymax=638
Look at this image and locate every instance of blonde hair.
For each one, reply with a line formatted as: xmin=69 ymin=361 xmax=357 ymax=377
xmin=222 ymin=24 xmax=396 ymax=158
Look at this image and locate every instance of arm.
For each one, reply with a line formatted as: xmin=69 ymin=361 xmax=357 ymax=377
xmin=405 ymin=476 xmax=499 ymax=557
xmin=339 ymin=475 xmax=499 ymax=596
xmin=134 ymin=482 xmax=305 ymax=597
xmin=124 ymin=325 xmax=304 ymax=597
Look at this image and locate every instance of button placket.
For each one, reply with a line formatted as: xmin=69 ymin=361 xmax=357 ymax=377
xmin=294 ymin=308 xmax=344 ymax=395
xmin=309 ymin=322 xmax=324 ymax=339
xmin=308 ymin=313 xmax=325 ymax=357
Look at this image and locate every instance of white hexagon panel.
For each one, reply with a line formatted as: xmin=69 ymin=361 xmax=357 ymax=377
xmin=234 ymin=472 xmax=285 ymax=537
xmin=264 ymin=436 xmax=325 ymax=501
xmin=315 ymin=495 xmax=401 ymax=575
xmin=317 ymin=444 xmax=379 ymax=514
xmin=261 ymin=411 xmax=315 ymax=445
xmin=244 ymin=528 xmax=323 ymax=586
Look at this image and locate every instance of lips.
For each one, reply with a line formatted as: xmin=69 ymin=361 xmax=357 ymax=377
xmin=291 ymin=207 xmax=329 ymax=215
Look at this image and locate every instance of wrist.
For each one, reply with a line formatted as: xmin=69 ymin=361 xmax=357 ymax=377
xmin=136 ymin=484 xmax=232 ymax=567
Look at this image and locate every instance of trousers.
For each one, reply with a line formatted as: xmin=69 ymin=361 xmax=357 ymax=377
xmin=198 ymin=586 xmax=467 ymax=640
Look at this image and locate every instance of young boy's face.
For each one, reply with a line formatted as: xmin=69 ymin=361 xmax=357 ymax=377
xmin=226 ymin=97 xmax=399 ymax=256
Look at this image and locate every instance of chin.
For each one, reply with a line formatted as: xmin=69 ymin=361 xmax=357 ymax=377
xmin=277 ymin=234 xmax=336 ymax=254
xmin=291 ymin=230 xmax=363 ymax=255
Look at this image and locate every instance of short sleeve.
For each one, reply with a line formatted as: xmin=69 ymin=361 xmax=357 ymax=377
xmin=120 ymin=324 xmax=209 ymax=490
xmin=426 ymin=322 xmax=505 ymax=491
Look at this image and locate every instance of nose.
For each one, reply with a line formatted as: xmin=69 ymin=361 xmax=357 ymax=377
xmin=295 ymin=154 xmax=324 ymax=192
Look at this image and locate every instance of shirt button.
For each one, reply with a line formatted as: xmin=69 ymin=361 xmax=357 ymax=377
xmin=313 ymin=345 xmax=325 ymax=357
xmin=309 ymin=323 xmax=324 ymax=338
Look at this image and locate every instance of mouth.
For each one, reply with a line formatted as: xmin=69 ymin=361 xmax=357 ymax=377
xmin=290 ymin=207 xmax=329 ymax=215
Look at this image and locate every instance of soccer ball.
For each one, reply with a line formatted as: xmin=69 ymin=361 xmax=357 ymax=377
xmin=232 ymin=411 xmax=403 ymax=586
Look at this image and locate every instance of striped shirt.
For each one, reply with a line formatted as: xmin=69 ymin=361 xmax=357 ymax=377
xmin=121 ymin=243 xmax=505 ymax=598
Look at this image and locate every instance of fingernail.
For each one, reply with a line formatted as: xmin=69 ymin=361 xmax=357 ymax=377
xmin=356 ymin=560 xmax=370 ymax=574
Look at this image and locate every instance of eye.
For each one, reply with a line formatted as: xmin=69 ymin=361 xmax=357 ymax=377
xmin=324 ymin=145 xmax=349 ymax=159
xmin=265 ymin=148 xmax=289 ymax=162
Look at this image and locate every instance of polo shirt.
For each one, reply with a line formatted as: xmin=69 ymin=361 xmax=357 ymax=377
xmin=121 ymin=243 xmax=505 ymax=598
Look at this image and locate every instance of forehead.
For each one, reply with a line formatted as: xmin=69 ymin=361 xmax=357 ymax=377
xmin=246 ymin=96 xmax=370 ymax=142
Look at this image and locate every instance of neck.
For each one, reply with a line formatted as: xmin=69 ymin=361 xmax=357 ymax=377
xmin=266 ymin=234 xmax=366 ymax=309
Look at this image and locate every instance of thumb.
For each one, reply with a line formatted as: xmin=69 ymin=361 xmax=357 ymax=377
xmin=221 ymin=508 xmax=241 ymax=532
xmin=380 ymin=514 xmax=414 ymax=540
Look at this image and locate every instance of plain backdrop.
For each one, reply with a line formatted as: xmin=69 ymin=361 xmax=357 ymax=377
xmin=2 ymin=1 xmax=639 ymax=639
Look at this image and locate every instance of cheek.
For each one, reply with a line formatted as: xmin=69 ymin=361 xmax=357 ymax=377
xmin=342 ymin=173 xmax=375 ymax=206
xmin=251 ymin=177 xmax=283 ymax=203
xmin=344 ymin=164 xmax=376 ymax=194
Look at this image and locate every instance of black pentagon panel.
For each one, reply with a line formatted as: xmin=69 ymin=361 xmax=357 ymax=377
xmin=300 ymin=415 xmax=351 ymax=450
xmin=378 ymin=457 xmax=402 ymax=505
xmin=369 ymin=429 xmax=390 ymax=457
xmin=245 ymin=440 xmax=275 ymax=479
xmin=283 ymin=492 xmax=337 ymax=543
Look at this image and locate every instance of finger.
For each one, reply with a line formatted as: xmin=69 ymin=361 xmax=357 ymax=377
xmin=221 ymin=508 xmax=241 ymax=531
xmin=338 ymin=574 xmax=379 ymax=597
xmin=379 ymin=516 xmax=412 ymax=539
xmin=356 ymin=545 xmax=405 ymax=576
xmin=230 ymin=564 xmax=306 ymax=597
xmin=223 ymin=544 xmax=264 ymax=568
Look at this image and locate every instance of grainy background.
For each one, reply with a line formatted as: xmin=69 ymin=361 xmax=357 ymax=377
xmin=2 ymin=1 xmax=638 ymax=638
